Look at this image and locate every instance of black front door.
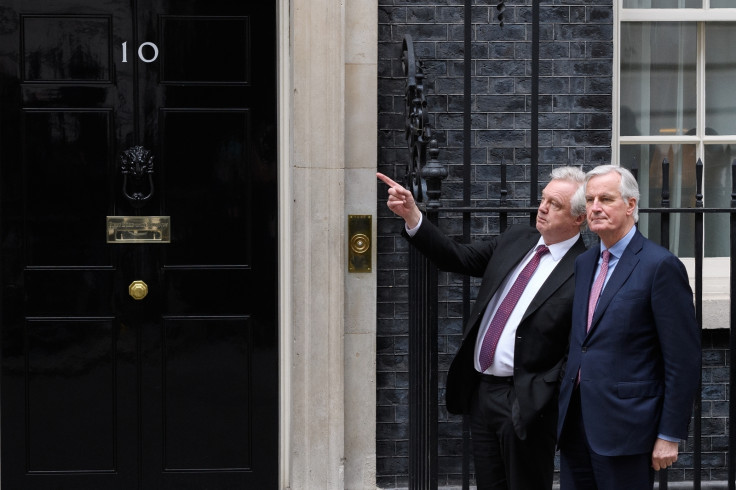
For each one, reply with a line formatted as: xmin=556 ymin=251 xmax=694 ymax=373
xmin=0 ymin=0 xmax=278 ymax=488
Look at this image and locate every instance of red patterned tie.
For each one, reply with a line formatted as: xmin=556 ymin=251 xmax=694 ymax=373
xmin=577 ymin=250 xmax=611 ymax=385
xmin=478 ymin=245 xmax=550 ymax=372
xmin=587 ymin=250 xmax=611 ymax=331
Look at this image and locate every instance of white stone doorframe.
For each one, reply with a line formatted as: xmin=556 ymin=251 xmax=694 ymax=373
xmin=278 ymin=0 xmax=378 ymax=488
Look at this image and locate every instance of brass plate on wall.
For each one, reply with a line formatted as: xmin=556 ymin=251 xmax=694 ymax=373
xmin=348 ymin=215 xmax=372 ymax=273
xmin=107 ymin=216 xmax=171 ymax=243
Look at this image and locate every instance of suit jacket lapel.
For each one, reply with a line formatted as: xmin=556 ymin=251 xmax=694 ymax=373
xmin=587 ymin=230 xmax=644 ymax=336
xmin=468 ymin=231 xmax=540 ymax=332
xmin=520 ymin=236 xmax=586 ymax=324
xmin=477 ymin=232 xmax=539 ymax=305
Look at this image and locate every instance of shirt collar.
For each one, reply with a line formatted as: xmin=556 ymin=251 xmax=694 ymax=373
xmin=600 ymin=225 xmax=636 ymax=258
xmin=539 ymin=233 xmax=580 ymax=262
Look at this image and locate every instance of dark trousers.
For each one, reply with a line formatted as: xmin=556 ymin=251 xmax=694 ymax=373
xmin=558 ymin=388 xmax=655 ymax=490
xmin=469 ymin=376 xmax=556 ymax=490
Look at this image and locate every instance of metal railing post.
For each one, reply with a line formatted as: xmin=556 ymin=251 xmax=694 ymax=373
xmin=694 ymin=158 xmax=703 ymax=490
xmin=402 ymin=34 xmax=447 ymax=490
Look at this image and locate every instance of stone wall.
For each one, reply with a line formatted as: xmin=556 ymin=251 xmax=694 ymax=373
xmin=285 ymin=0 xmax=378 ymax=487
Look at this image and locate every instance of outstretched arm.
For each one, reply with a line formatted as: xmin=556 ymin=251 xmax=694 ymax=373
xmin=377 ymin=172 xmax=422 ymax=229
xmin=378 ymin=172 xmax=501 ymax=277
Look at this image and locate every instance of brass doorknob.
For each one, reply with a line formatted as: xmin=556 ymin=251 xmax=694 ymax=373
xmin=129 ymin=280 xmax=148 ymax=300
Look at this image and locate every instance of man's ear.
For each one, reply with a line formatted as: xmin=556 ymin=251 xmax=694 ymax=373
xmin=626 ymin=197 xmax=637 ymax=216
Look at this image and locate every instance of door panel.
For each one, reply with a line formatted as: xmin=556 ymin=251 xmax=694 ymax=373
xmin=23 ymin=109 xmax=113 ymax=265
xmin=161 ymin=109 xmax=252 ymax=265
xmin=161 ymin=317 xmax=252 ymax=470
xmin=0 ymin=0 xmax=278 ymax=488
xmin=160 ymin=16 xmax=250 ymax=84
xmin=26 ymin=319 xmax=116 ymax=472
xmin=22 ymin=16 xmax=112 ymax=83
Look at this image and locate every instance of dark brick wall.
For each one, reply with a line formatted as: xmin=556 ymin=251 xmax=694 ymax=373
xmin=696 ymin=329 xmax=730 ymax=482
xmin=374 ymin=0 xmax=729 ymax=488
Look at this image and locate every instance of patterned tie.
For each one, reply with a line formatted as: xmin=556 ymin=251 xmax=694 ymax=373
xmin=478 ymin=244 xmax=550 ymax=372
xmin=587 ymin=250 xmax=611 ymax=331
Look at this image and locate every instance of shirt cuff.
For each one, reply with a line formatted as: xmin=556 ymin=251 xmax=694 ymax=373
xmin=405 ymin=214 xmax=423 ymax=237
xmin=657 ymin=434 xmax=681 ymax=443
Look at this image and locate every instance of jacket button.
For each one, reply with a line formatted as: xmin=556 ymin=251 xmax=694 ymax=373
xmin=582 ymin=347 xmax=587 ymax=352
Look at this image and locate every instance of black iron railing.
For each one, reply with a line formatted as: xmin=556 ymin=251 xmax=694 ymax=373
xmin=402 ymin=33 xmax=445 ymax=490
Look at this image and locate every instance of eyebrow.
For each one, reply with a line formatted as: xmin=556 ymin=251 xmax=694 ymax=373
xmin=585 ymin=192 xmax=619 ymax=199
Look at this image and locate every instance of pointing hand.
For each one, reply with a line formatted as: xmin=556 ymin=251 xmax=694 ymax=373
xmin=377 ymin=172 xmax=422 ymax=229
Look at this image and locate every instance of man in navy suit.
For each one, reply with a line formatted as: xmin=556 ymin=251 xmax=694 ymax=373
xmin=378 ymin=167 xmax=586 ymax=490
xmin=557 ymin=165 xmax=701 ymax=490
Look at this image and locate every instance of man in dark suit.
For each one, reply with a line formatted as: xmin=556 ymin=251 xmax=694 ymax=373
xmin=378 ymin=167 xmax=587 ymax=490
xmin=557 ymin=165 xmax=701 ymax=490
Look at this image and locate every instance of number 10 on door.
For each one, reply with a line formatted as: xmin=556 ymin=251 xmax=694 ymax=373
xmin=121 ymin=42 xmax=159 ymax=63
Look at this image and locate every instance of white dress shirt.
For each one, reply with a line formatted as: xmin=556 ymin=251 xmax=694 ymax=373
xmin=474 ymin=234 xmax=580 ymax=376
xmin=406 ymin=215 xmax=579 ymax=377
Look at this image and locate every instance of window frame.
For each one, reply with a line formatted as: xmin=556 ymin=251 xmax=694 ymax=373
xmin=614 ymin=2 xmax=735 ymax=328
xmin=615 ymin=6 xmax=736 ymax=165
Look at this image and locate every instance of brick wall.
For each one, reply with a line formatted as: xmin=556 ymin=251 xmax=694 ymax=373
xmin=375 ymin=0 xmax=730 ymax=487
xmin=697 ymin=329 xmax=730 ymax=482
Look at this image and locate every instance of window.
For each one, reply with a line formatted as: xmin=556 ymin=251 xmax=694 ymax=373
xmin=617 ymin=4 xmax=736 ymax=258
xmin=616 ymin=3 xmax=736 ymax=328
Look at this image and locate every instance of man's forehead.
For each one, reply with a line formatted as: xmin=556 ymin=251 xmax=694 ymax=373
xmin=586 ymin=174 xmax=621 ymax=193
xmin=588 ymin=172 xmax=620 ymax=186
xmin=585 ymin=187 xmax=621 ymax=197
xmin=544 ymin=179 xmax=576 ymax=194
